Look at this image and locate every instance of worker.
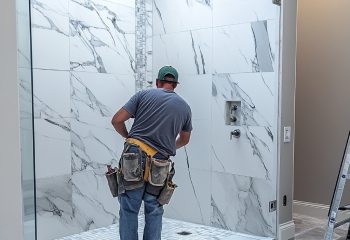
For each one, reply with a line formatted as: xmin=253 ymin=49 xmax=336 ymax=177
xmin=111 ymin=65 xmax=192 ymax=240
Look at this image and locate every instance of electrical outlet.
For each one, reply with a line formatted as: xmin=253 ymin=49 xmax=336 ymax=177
xmin=283 ymin=126 xmax=291 ymax=143
xmin=283 ymin=195 xmax=287 ymax=206
xmin=269 ymin=200 xmax=277 ymax=212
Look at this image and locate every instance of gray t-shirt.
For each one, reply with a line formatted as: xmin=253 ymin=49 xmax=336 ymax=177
xmin=123 ymin=88 xmax=192 ymax=157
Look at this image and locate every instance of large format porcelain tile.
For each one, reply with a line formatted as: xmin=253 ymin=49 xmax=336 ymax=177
xmin=212 ymin=73 xmax=275 ymax=128
xmin=69 ymin=0 xmax=135 ymax=75
xmin=71 ymin=169 xmax=119 ymax=231
xmin=57 ymin=217 xmax=274 ymax=240
xmin=153 ymin=28 xmax=212 ymax=76
xmin=211 ymin=172 xmax=276 ymax=238
xmin=153 ymin=0 xmax=212 ymax=35
xmin=70 ymin=72 xmax=134 ymax=120
xmin=173 ymin=120 xmax=211 ymax=171
xmin=34 ymin=118 xmax=71 ymax=179
xmin=164 ymin=167 xmax=212 ymax=225
xmin=211 ymin=125 xmax=274 ymax=180
xmin=31 ymin=0 xmax=70 ymax=70
xmin=176 ymin=74 xmax=212 ymax=120
xmin=213 ymin=21 xmax=275 ymax=74
xmin=36 ymin=175 xmax=78 ymax=240
xmin=213 ymin=0 xmax=279 ymax=27
xmin=33 ymin=69 xmax=71 ymax=118
xmin=70 ymin=118 xmax=127 ymax=175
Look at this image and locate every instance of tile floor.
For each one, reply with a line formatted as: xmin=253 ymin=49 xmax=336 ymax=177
xmin=43 ymin=212 xmax=350 ymax=239
xmin=294 ymin=213 xmax=349 ymax=240
xmin=56 ymin=217 xmax=273 ymax=240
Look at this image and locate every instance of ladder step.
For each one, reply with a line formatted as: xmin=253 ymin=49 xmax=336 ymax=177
xmin=339 ymin=205 xmax=350 ymax=211
xmin=334 ymin=217 xmax=350 ymax=228
xmin=325 ymin=131 xmax=350 ymax=239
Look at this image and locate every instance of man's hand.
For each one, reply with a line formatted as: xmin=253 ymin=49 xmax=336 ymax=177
xmin=111 ymin=108 xmax=131 ymax=138
xmin=176 ymin=131 xmax=191 ymax=149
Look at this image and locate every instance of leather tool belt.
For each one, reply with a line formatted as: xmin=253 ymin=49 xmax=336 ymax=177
xmin=105 ymin=138 xmax=177 ymax=205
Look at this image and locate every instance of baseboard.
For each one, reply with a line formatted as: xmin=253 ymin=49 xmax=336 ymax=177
xmin=293 ymin=200 xmax=350 ymax=222
xmin=278 ymin=221 xmax=295 ymax=240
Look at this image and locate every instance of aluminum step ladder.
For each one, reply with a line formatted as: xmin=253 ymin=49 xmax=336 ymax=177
xmin=325 ymin=131 xmax=350 ymax=240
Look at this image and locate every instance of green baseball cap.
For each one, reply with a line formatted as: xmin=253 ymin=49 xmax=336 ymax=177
xmin=157 ymin=65 xmax=179 ymax=83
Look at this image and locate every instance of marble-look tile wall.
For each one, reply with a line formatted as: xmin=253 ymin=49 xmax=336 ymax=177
xmin=152 ymin=0 xmax=280 ymax=238
xmin=31 ymin=0 xmax=135 ymax=239
xmin=32 ymin=0 xmax=280 ymax=239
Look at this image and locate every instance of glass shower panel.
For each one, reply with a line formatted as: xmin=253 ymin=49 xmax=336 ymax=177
xmin=17 ymin=0 xmax=36 ymax=238
xmin=151 ymin=0 xmax=281 ymax=238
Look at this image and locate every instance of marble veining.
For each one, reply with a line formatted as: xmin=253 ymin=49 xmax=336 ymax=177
xmin=163 ymin=166 xmax=212 ymax=226
xmin=71 ymin=169 xmax=118 ymax=231
xmin=190 ymin=31 xmax=207 ymax=75
xmin=212 ymin=73 xmax=274 ymax=128
xmin=71 ymin=73 xmax=112 ymax=118
xmin=153 ymin=1 xmax=166 ymax=34
xmin=211 ymin=125 xmax=274 ymax=180
xmin=210 ymin=172 xmax=275 ymax=237
xmin=31 ymin=0 xmax=281 ymax=239
xmin=70 ymin=0 xmax=135 ymax=75
xmin=31 ymin=0 xmax=69 ymax=35
xmin=70 ymin=119 xmax=122 ymax=175
xmin=36 ymin=175 xmax=76 ymax=240
xmin=152 ymin=29 xmax=212 ymax=76
xmin=31 ymin=0 xmax=70 ymax=70
xmin=213 ymin=20 xmax=276 ymax=74
xmin=70 ymin=72 xmax=134 ymax=120
xmin=153 ymin=0 xmax=212 ymax=35
xmin=184 ymin=146 xmax=205 ymax=223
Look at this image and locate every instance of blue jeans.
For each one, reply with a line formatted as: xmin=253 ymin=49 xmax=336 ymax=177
xmin=118 ymin=146 xmax=165 ymax=240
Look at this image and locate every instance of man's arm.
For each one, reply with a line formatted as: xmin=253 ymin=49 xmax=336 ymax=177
xmin=111 ymin=108 xmax=131 ymax=138
xmin=176 ymin=131 xmax=191 ymax=149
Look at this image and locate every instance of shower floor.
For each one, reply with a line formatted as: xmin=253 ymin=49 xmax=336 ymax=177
xmin=56 ymin=216 xmax=273 ymax=240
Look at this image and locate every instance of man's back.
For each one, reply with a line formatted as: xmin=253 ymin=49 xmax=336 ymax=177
xmin=123 ymin=88 xmax=192 ymax=157
xmin=112 ymin=66 xmax=192 ymax=240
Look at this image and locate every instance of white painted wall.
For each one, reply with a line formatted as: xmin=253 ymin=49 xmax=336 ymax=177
xmin=0 ymin=0 xmax=23 ymax=239
xmin=278 ymin=0 xmax=297 ymax=239
xmin=295 ymin=0 xmax=350 ymax=206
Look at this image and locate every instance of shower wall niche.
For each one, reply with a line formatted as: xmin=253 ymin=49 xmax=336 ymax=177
xmin=31 ymin=0 xmax=280 ymax=239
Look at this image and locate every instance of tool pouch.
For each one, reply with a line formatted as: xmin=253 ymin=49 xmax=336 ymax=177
xmin=157 ymin=162 xmax=176 ymax=205
xmin=148 ymin=158 xmax=171 ymax=186
xmin=120 ymin=145 xmax=144 ymax=191
xmin=105 ymin=167 xmax=119 ymax=197
xmin=121 ymin=152 xmax=143 ymax=181
xmin=145 ymin=158 xmax=171 ymax=196
xmin=157 ymin=181 xmax=177 ymax=205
